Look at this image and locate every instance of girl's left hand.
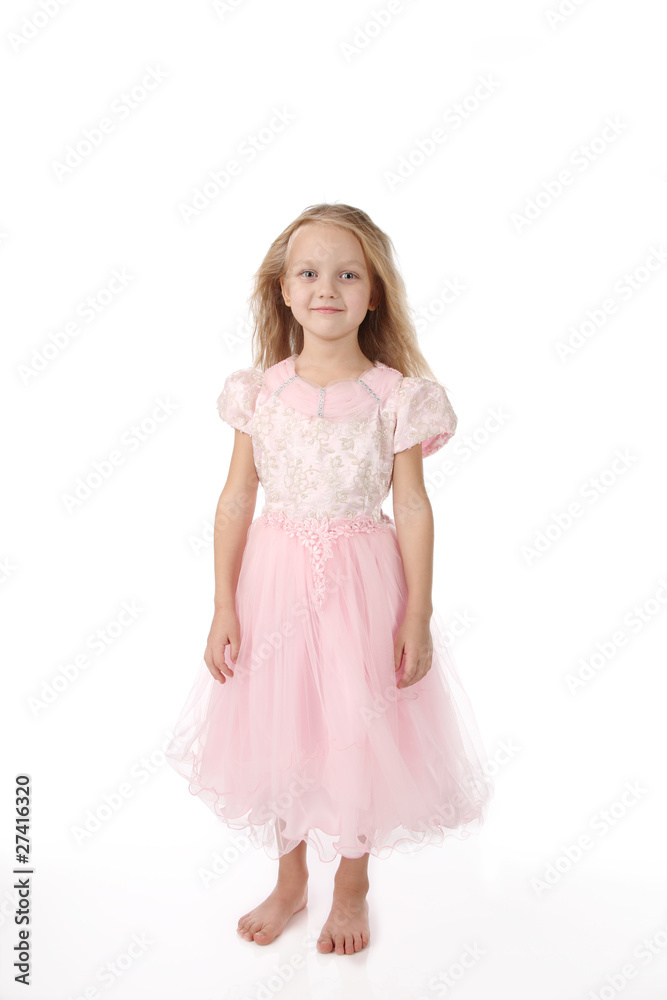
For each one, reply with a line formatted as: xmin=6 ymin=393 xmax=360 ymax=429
xmin=394 ymin=613 xmax=433 ymax=688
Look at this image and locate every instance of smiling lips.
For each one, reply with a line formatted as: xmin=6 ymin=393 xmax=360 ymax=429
xmin=313 ymin=308 xmax=342 ymax=313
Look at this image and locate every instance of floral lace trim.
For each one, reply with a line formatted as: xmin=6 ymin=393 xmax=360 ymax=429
xmin=256 ymin=508 xmax=394 ymax=609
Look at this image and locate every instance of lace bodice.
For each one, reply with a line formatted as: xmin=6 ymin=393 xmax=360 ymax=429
xmin=216 ymin=354 xmax=457 ymax=523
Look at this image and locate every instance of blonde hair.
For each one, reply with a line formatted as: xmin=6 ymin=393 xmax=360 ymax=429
xmin=245 ymin=202 xmax=447 ymax=382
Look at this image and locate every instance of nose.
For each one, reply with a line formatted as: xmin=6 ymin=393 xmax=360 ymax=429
xmin=315 ymin=280 xmax=337 ymax=297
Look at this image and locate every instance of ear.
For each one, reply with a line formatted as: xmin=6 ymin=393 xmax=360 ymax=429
xmin=368 ymin=282 xmax=382 ymax=311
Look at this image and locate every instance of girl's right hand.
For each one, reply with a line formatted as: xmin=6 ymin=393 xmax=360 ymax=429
xmin=203 ymin=606 xmax=240 ymax=683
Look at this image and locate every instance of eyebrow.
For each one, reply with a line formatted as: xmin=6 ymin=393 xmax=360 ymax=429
xmin=291 ymin=259 xmax=367 ymax=270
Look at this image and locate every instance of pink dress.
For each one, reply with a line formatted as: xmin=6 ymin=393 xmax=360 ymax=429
xmin=166 ymin=354 xmax=493 ymax=862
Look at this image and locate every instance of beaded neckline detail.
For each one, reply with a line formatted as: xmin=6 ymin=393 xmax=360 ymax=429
xmin=288 ymin=354 xmax=379 ymax=389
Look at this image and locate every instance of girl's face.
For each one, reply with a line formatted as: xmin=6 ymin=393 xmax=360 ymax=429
xmin=280 ymin=224 xmax=377 ymax=342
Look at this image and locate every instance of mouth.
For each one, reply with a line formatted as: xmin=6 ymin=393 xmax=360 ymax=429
xmin=312 ymin=308 xmax=342 ymax=313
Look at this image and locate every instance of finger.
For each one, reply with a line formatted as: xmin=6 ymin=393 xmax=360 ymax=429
xmin=397 ymin=660 xmax=415 ymax=687
xmin=402 ymin=656 xmax=431 ymax=687
xmin=229 ymin=634 xmax=241 ymax=663
xmin=216 ymin=648 xmax=235 ymax=679
xmin=204 ymin=651 xmax=227 ymax=684
xmin=416 ymin=653 xmax=433 ymax=682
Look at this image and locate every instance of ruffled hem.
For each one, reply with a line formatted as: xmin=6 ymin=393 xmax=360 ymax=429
xmin=166 ymin=736 xmax=491 ymax=863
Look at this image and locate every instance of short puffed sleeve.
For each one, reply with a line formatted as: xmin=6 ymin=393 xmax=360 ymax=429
xmin=393 ymin=377 xmax=458 ymax=458
xmin=216 ymin=367 xmax=263 ymax=435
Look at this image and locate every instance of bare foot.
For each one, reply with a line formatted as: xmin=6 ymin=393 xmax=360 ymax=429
xmin=317 ymin=881 xmax=370 ymax=955
xmin=237 ymin=877 xmax=308 ymax=946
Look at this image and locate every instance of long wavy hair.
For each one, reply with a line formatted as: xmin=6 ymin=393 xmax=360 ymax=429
xmin=244 ymin=203 xmax=447 ymax=383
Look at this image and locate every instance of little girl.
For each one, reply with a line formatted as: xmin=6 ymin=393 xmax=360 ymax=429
xmin=166 ymin=203 xmax=493 ymax=956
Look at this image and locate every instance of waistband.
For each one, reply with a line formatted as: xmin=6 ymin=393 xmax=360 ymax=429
xmin=253 ymin=507 xmax=395 ymax=608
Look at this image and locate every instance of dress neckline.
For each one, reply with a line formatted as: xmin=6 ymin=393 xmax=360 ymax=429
xmin=288 ymin=354 xmax=379 ymax=389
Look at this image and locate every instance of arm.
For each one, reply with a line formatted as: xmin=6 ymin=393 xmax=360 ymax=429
xmin=204 ymin=430 xmax=258 ymax=684
xmin=391 ymin=444 xmax=435 ymax=687
xmin=213 ymin=429 xmax=259 ymax=612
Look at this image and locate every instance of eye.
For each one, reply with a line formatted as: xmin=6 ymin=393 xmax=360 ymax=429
xmin=297 ymin=270 xmax=358 ymax=280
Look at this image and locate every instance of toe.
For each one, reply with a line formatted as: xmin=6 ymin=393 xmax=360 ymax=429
xmin=353 ymin=932 xmax=363 ymax=952
xmin=334 ymin=934 xmax=345 ymax=955
xmin=317 ymin=934 xmax=333 ymax=953
xmin=245 ymin=921 xmax=262 ymax=941
xmin=344 ymin=934 xmax=354 ymax=955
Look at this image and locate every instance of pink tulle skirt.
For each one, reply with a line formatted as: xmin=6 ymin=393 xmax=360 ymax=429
xmin=166 ymin=512 xmax=494 ymax=862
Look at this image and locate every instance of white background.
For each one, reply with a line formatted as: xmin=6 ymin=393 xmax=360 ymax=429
xmin=1 ymin=0 xmax=666 ymax=997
